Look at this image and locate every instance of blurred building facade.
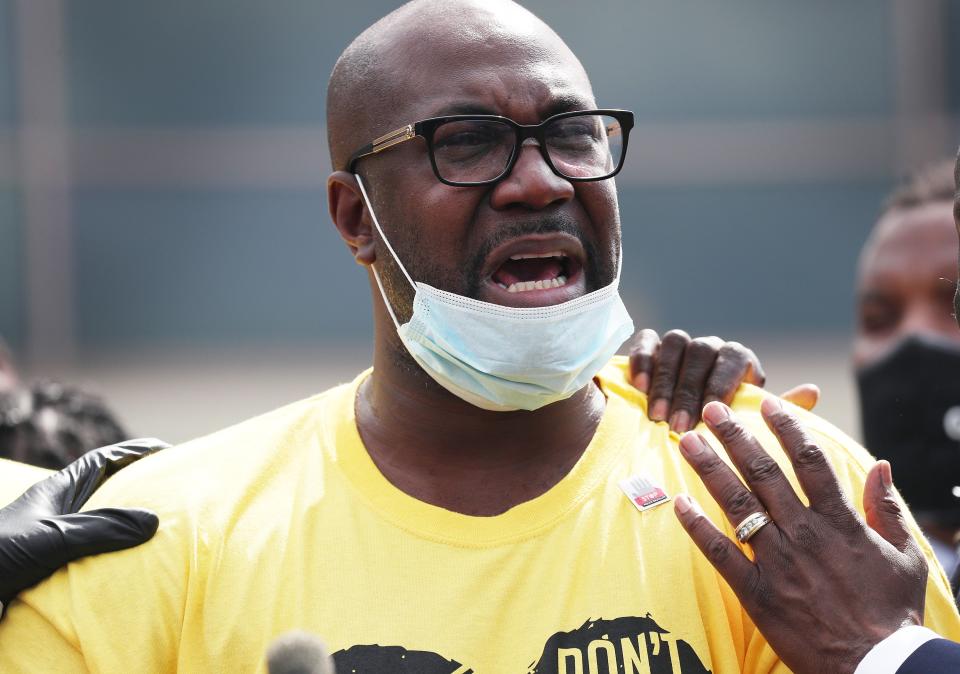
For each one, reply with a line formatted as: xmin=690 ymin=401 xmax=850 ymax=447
xmin=0 ymin=1 xmax=958 ymax=440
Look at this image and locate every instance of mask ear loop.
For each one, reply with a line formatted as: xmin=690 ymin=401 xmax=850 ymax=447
xmin=355 ymin=174 xmax=416 ymax=290
xmin=370 ymin=266 xmax=402 ymax=330
xmin=355 ymin=174 xmax=412 ymax=330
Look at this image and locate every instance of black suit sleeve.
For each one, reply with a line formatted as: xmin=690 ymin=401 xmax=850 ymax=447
xmin=897 ymin=638 xmax=960 ymax=674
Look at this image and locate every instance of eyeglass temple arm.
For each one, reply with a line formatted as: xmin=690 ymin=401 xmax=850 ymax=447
xmin=346 ymin=124 xmax=416 ymax=171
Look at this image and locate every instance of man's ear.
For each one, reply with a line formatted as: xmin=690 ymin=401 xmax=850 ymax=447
xmin=328 ymin=171 xmax=376 ymax=266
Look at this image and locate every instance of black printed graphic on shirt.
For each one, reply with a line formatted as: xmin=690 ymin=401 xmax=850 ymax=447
xmin=332 ymin=644 xmax=473 ymax=673
xmin=527 ymin=615 xmax=711 ymax=673
xmin=332 ymin=614 xmax=711 ymax=673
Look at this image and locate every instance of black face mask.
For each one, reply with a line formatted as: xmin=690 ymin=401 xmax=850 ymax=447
xmin=857 ymin=334 xmax=960 ymax=526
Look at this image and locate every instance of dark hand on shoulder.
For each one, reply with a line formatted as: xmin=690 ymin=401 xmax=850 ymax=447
xmin=674 ymin=399 xmax=926 ymax=674
xmin=0 ymin=438 xmax=169 ymax=610
xmin=628 ymin=329 xmax=766 ymax=433
xmin=626 ymin=328 xmax=819 ymax=432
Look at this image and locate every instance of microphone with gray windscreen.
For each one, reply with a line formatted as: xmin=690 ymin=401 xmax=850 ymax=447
xmin=266 ymin=631 xmax=336 ymax=674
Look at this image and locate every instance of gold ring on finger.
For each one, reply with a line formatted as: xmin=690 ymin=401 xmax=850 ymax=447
xmin=735 ymin=511 xmax=773 ymax=544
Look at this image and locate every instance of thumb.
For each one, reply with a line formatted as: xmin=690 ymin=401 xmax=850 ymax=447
xmin=780 ymin=383 xmax=820 ymax=411
xmin=863 ymin=461 xmax=915 ymax=553
xmin=48 ymin=508 xmax=159 ymax=563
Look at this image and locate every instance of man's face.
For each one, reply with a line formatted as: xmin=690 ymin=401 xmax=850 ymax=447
xmin=854 ymin=202 xmax=960 ymax=367
xmin=358 ymin=18 xmax=621 ymax=315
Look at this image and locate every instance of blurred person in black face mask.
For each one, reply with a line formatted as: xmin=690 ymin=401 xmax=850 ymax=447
xmin=854 ymin=159 xmax=960 ymax=575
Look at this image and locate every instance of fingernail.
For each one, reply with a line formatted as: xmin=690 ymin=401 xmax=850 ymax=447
xmin=670 ymin=410 xmax=691 ymax=433
xmin=679 ymin=432 xmax=705 ymax=456
xmin=880 ymin=460 xmax=893 ymax=489
xmin=761 ymin=397 xmax=782 ymax=416
xmin=633 ymin=372 xmax=650 ymax=393
xmin=675 ymin=494 xmax=702 ymax=517
xmin=702 ymin=401 xmax=729 ymax=425
xmin=650 ymin=399 xmax=669 ymax=422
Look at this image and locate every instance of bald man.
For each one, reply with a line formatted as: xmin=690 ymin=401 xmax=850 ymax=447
xmin=1 ymin=3 xmax=957 ymax=672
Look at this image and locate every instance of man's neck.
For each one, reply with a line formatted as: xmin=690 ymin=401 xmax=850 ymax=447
xmin=354 ymin=345 xmax=607 ymax=516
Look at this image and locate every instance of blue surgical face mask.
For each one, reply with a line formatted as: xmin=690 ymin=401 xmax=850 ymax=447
xmin=355 ymin=174 xmax=634 ymax=412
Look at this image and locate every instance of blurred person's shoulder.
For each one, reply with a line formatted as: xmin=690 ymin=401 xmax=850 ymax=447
xmin=83 ymin=369 xmax=371 ymax=518
xmin=0 ymin=458 xmax=52 ymax=504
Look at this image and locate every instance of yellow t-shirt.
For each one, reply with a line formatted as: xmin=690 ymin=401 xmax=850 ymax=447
xmin=1 ymin=357 xmax=957 ymax=673
xmin=0 ymin=457 xmax=51 ymax=504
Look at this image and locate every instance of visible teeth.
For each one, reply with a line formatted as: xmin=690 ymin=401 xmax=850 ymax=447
xmin=504 ymin=275 xmax=569 ymax=293
xmin=506 ymin=281 xmax=535 ymax=292
xmin=508 ymin=251 xmax=565 ymax=260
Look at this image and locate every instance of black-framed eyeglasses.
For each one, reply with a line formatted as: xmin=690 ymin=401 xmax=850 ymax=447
xmin=346 ymin=109 xmax=634 ymax=187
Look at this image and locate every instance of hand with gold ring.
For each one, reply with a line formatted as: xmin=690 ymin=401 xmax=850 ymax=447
xmin=673 ymin=397 xmax=928 ymax=674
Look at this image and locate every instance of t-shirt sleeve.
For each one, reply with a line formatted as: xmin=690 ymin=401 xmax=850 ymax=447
xmin=0 ymin=526 xmax=191 ymax=672
xmin=0 ymin=458 xmax=53 ymax=504
xmin=0 ymin=474 xmax=199 ymax=672
xmin=0 ymin=597 xmax=86 ymax=672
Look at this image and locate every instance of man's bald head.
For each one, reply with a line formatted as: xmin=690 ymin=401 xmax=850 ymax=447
xmin=326 ymin=0 xmax=590 ymax=173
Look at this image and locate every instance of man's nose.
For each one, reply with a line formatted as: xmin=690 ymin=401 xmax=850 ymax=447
xmin=488 ymin=140 xmax=574 ymax=210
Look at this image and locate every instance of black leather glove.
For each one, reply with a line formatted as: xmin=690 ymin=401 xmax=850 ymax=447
xmin=0 ymin=438 xmax=169 ymax=610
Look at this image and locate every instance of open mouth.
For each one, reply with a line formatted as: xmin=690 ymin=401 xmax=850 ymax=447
xmin=479 ymin=233 xmax=588 ymax=307
xmin=491 ymin=251 xmax=578 ymax=293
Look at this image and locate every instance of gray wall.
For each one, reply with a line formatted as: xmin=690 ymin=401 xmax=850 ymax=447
xmin=1 ymin=0 xmax=958 ymax=357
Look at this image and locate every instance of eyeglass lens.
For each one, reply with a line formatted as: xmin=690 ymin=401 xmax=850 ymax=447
xmin=431 ymin=114 xmax=624 ymax=183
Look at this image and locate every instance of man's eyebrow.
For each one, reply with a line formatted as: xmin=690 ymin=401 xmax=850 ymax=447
xmin=429 ymin=95 xmax=597 ymax=120
xmin=543 ymin=94 xmax=595 ymax=116
xmin=431 ymin=102 xmax=500 ymax=117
